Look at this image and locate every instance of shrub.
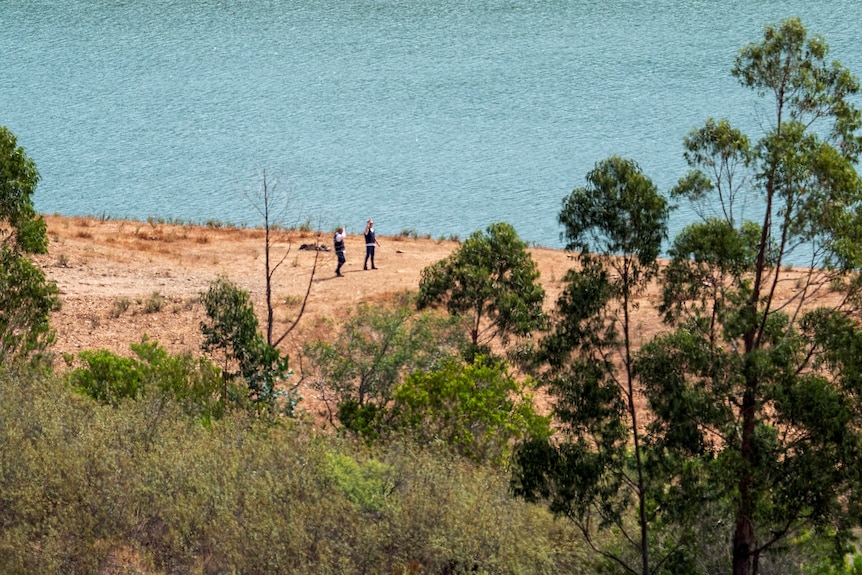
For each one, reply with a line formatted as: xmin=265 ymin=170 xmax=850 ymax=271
xmin=0 ymin=366 xmax=595 ymax=574
xmin=0 ymin=248 xmax=60 ymax=366
xmin=68 ymin=348 xmax=144 ymax=405
xmin=68 ymin=336 xmax=226 ymax=422
xmin=142 ymin=291 xmax=164 ymax=314
xmin=325 ymin=451 xmax=395 ymax=514
xmin=109 ymin=296 xmax=131 ymax=318
xmin=200 ymin=276 xmax=297 ymax=417
xmin=391 ymin=356 xmax=551 ymax=465
xmin=303 ymin=295 xmax=466 ymax=433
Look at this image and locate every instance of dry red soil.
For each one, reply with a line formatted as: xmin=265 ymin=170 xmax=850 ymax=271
xmin=35 ymin=215 xmax=826 ymax=419
xmin=34 ymin=216 xmax=588 ymax=417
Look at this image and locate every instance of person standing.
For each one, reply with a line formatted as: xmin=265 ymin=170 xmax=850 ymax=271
xmin=334 ymin=226 xmax=346 ymax=277
xmin=364 ymin=218 xmax=380 ymax=270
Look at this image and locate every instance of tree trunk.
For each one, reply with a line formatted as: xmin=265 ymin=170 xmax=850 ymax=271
xmin=732 ymin=505 xmax=755 ymax=575
xmin=732 ymin=365 xmax=758 ymax=575
xmin=622 ymin=283 xmax=650 ymax=575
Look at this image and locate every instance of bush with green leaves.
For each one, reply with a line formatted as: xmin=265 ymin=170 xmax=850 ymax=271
xmin=0 ymin=366 xmax=593 ymax=574
xmin=391 ymin=356 xmax=551 ymax=465
xmin=0 ymin=126 xmax=47 ymax=254
xmin=68 ymin=348 xmax=144 ymax=404
xmin=5 ymin=366 xmax=845 ymax=574
xmin=417 ymin=221 xmax=547 ymax=355
xmin=303 ymin=295 xmax=466 ymax=435
xmin=0 ymin=248 xmax=60 ymax=365
xmin=325 ymin=451 xmax=396 ymax=514
xmin=200 ymin=275 xmax=297 ymax=417
xmin=68 ymin=336 xmax=226 ymax=422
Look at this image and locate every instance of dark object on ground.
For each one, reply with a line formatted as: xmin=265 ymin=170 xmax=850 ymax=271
xmin=300 ymin=243 xmax=330 ymax=252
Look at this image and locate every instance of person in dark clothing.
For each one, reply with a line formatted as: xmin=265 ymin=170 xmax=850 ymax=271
xmin=363 ymin=218 xmax=381 ymax=270
xmin=334 ymin=227 xmax=346 ymax=277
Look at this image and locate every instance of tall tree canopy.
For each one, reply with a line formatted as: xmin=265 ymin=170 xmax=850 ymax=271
xmin=515 ymin=18 xmax=862 ymax=575
xmin=642 ymin=18 xmax=862 ymax=575
xmin=513 ymin=157 xmax=680 ymax=575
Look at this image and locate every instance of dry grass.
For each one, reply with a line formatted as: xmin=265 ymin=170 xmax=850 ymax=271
xmin=36 ymin=213 xmax=835 ymax=423
xmin=34 ymin=218 xmax=618 ymax=352
xmin=36 ymin=215 xmax=474 ymax=417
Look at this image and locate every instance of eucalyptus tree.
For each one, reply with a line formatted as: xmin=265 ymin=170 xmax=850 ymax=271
xmin=0 ymin=126 xmax=59 ymax=365
xmin=417 ymin=221 xmax=546 ymax=356
xmin=512 ymin=157 xmax=682 ymax=575
xmin=636 ymin=18 xmax=862 ymax=575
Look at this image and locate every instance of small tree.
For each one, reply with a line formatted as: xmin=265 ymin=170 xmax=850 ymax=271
xmin=304 ymin=295 xmax=466 ymax=436
xmin=200 ymin=276 xmax=296 ymax=417
xmin=244 ymin=170 xmax=320 ymax=348
xmin=69 ymin=336 xmax=225 ymax=422
xmin=0 ymin=127 xmax=59 ymax=365
xmin=417 ymin=221 xmax=546 ymax=356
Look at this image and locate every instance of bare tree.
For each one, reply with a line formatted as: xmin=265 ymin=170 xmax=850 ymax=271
xmin=244 ymin=170 xmax=321 ymax=348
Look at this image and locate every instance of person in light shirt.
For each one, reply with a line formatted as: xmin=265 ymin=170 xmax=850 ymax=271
xmin=333 ymin=227 xmax=346 ymax=277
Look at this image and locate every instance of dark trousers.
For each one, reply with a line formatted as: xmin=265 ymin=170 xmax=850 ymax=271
xmin=364 ymin=246 xmax=376 ymax=269
xmin=336 ymin=250 xmax=345 ymax=274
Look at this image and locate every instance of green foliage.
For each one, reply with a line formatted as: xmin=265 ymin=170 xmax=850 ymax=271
xmin=304 ymin=295 xmax=466 ymax=434
xmin=200 ymin=276 xmax=296 ymax=417
xmin=0 ymin=126 xmax=47 ymax=254
xmin=200 ymin=276 xmax=259 ymax=378
xmin=659 ymin=218 xmax=761 ymax=326
xmin=808 ymin=553 xmax=862 ymax=575
xmin=417 ymin=221 xmax=547 ymax=351
xmin=517 ymin=20 xmax=862 ymax=575
xmin=69 ymin=348 xmax=144 ymax=404
xmin=68 ymin=336 xmax=226 ymax=422
xmin=637 ymin=17 xmax=862 ymax=575
xmin=514 ymin=156 xmax=677 ymax=575
xmin=0 ymin=127 xmax=59 ymax=367
xmin=331 ymin=353 xmax=552 ymax=467
xmin=559 ymin=155 xmax=669 ymax=263
xmin=336 ymin=398 xmax=386 ymax=441
xmin=391 ymin=356 xmax=551 ymax=465
xmin=129 ymin=336 xmax=226 ymax=421
xmin=0 ymin=248 xmax=60 ymax=366
xmin=0 ymin=367 xmax=591 ymax=574
xmin=325 ymin=451 xmax=395 ymax=514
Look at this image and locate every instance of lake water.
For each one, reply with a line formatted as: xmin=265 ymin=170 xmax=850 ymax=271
xmin=3 ymin=0 xmax=862 ymax=249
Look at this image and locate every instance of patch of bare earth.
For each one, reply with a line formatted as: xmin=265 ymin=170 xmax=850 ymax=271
xmin=35 ymin=216 xmax=572 ymax=418
xmin=34 ymin=215 xmax=833 ymax=421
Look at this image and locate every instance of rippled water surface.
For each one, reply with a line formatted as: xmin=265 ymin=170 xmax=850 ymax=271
xmin=3 ymin=0 xmax=862 ymax=248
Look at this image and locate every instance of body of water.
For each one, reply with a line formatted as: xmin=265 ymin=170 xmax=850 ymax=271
xmin=3 ymin=0 xmax=862 ymax=248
